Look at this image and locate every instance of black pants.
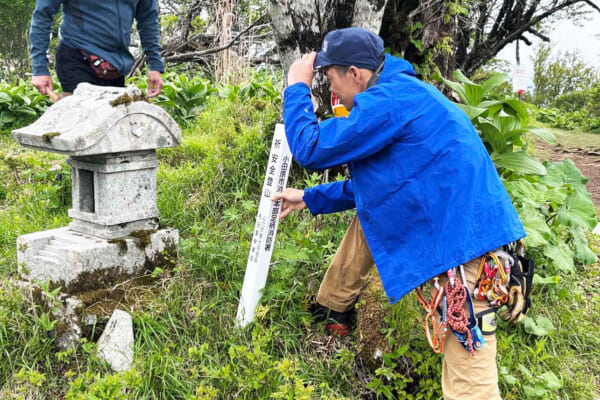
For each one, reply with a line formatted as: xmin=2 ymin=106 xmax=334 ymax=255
xmin=55 ymin=42 xmax=125 ymax=93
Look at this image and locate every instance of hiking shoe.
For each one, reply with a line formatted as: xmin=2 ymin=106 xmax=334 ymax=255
xmin=307 ymin=295 xmax=355 ymax=336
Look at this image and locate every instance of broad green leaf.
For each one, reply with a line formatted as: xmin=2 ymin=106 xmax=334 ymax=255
xmin=502 ymin=99 xmax=529 ymax=125
xmin=543 ymin=242 xmax=575 ymax=273
xmin=545 ymin=187 xmax=568 ymax=206
xmin=0 ymin=111 xmax=16 ymax=125
xmin=464 ymin=84 xmax=485 ymax=106
xmin=569 ymin=227 xmax=597 ymax=264
xmin=523 ymin=385 xmax=547 ymax=399
xmin=493 ymin=114 xmax=521 ymax=135
xmin=432 ymin=72 xmax=467 ymax=103
xmin=452 ymin=69 xmax=477 ymax=85
xmin=457 ymin=104 xmax=486 ymax=120
xmin=540 ymin=371 xmax=562 ymax=390
xmin=479 ymin=121 xmax=506 ymax=153
xmin=478 ymin=100 xmax=502 ymax=109
xmin=14 ymin=106 xmax=37 ymax=116
xmin=505 ymin=180 xmax=556 ymax=206
xmin=515 ymin=204 xmax=553 ymax=247
xmin=533 ymin=274 xmax=560 ymax=285
xmin=539 ymin=159 xmax=588 ymax=190
xmin=555 ymin=189 xmax=597 ymax=230
xmin=525 ymin=127 xmax=556 ymax=144
xmin=487 ymin=102 xmax=504 ymax=116
xmin=523 ymin=385 xmax=539 ymax=399
xmin=503 ymin=374 xmax=518 ymax=385
xmin=0 ymin=92 xmax=12 ymax=103
xmin=492 ymin=151 xmax=547 ymax=175
xmin=481 ymin=73 xmax=509 ymax=94
xmin=523 ymin=315 xmax=555 ymax=336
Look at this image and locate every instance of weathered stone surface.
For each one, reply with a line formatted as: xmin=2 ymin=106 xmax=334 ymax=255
xmin=97 ymin=309 xmax=134 ymax=372
xmin=12 ymin=84 xmax=181 ymax=155
xmin=55 ymin=297 xmax=84 ymax=351
xmin=17 ymin=227 xmax=178 ymax=293
xmin=66 ymin=151 xmax=160 ymax=238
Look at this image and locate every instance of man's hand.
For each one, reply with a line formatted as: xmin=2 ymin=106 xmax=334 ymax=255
xmin=271 ymin=188 xmax=306 ymax=219
xmin=31 ymin=75 xmax=53 ymax=96
xmin=287 ymin=52 xmax=317 ymax=87
xmin=147 ymin=70 xmax=163 ymax=97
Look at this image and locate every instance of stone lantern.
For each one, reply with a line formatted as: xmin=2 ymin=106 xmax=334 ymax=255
xmin=12 ymin=84 xmax=180 ymax=294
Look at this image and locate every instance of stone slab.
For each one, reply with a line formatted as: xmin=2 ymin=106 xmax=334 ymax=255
xmin=17 ymin=227 xmax=178 ymax=293
xmin=67 ymin=153 xmax=158 ymax=174
xmin=67 ymin=218 xmax=160 ymax=240
xmin=12 ymin=84 xmax=181 ymax=156
xmin=97 ymin=309 xmax=134 ymax=372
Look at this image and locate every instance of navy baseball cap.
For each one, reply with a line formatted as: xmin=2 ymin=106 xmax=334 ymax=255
xmin=314 ymin=27 xmax=385 ymax=71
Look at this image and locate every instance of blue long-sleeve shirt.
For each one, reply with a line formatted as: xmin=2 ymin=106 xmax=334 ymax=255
xmin=30 ymin=0 xmax=164 ymax=76
xmin=284 ymin=54 xmax=526 ymax=304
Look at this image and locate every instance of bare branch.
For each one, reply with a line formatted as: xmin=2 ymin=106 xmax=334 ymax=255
xmin=163 ymin=13 xmax=269 ymax=63
xmin=527 ymin=28 xmax=551 ymax=41
xmin=582 ymin=0 xmax=600 ymax=11
xmin=519 ymin=35 xmax=533 ymax=46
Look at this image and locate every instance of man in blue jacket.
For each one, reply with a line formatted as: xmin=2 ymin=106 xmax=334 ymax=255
xmin=29 ymin=0 xmax=164 ymax=98
xmin=273 ymin=27 xmax=525 ymax=399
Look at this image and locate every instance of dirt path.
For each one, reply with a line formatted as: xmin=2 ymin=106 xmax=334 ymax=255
xmin=537 ymin=141 xmax=600 ymax=208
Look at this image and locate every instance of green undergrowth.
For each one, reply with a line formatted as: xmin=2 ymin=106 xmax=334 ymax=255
xmin=1 ymin=96 xmax=599 ymax=399
xmin=0 ymin=139 xmax=70 ymax=277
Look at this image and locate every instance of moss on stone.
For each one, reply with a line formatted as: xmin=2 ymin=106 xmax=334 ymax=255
xmin=109 ymin=92 xmax=148 ymax=107
xmin=41 ymin=132 xmax=61 ymax=142
xmin=129 ymin=229 xmax=156 ymax=249
xmin=108 ymin=238 xmax=128 ymax=254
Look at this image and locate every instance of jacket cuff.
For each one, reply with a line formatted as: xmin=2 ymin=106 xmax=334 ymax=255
xmin=32 ymin=64 xmax=50 ymax=76
xmin=302 ymin=186 xmax=321 ymax=216
xmin=283 ymin=82 xmax=310 ymax=98
xmin=148 ymin=58 xmax=165 ymax=73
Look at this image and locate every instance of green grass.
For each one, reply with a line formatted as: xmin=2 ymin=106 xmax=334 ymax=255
xmin=0 ymin=100 xmax=599 ymax=399
xmin=543 ymin=125 xmax=600 ymax=149
xmin=531 ymin=123 xmax=600 ymax=162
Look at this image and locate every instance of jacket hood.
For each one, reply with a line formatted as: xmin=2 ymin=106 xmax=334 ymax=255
xmin=379 ymin=54 xmax=417 ymax=83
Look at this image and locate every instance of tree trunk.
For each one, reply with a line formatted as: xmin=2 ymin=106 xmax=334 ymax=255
xmin=269 ymin=0 xmax=388 ymax=117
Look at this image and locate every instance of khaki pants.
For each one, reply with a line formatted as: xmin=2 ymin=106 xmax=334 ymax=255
xmin=316 ymin=215 xmax=502 ymax=400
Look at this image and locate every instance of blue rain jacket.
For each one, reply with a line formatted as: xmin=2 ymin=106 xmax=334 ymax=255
xmin=30 ymin=0 xmax=164 ymax=76
xmin=283 ymin=54 xmax=526 ymax=304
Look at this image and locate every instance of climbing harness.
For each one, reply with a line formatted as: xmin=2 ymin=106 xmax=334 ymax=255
xmin=445 ymin=265 xmax=484 ymax=356
xmin=473 ymin=252 xmax=510 ymax=308
xmin=416 ymin=266 xmax=484 ymax=356
xmin=416 ymin=277 xmax=447 ymax=354
xmin=499 ymin=240 xmax=535 ymax=323
xmin=416 ymin=241 xmax=534 ymax=355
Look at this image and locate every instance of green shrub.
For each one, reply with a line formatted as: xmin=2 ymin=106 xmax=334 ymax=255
xmin=0 ymin=81 xmax=52 ymax=133
xmin=437 ymin=71 xmax=597 ymax=278
xmin=553 ymin=91 xmax=588 ymax=112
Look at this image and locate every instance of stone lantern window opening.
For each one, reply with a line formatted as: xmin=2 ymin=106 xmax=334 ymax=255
xmin=78 ymin=168 xmax=95 ymax=213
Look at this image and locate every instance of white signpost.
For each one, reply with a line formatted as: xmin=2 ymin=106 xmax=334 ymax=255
xmin=512 ymin=66 xmax=528 ymax=93
xmin=236 ymin=124 xmax=293 ymax=327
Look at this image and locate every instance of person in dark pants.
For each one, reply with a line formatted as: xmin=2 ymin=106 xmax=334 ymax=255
xmin=29 ymin=0 xmax=164 ymax=99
